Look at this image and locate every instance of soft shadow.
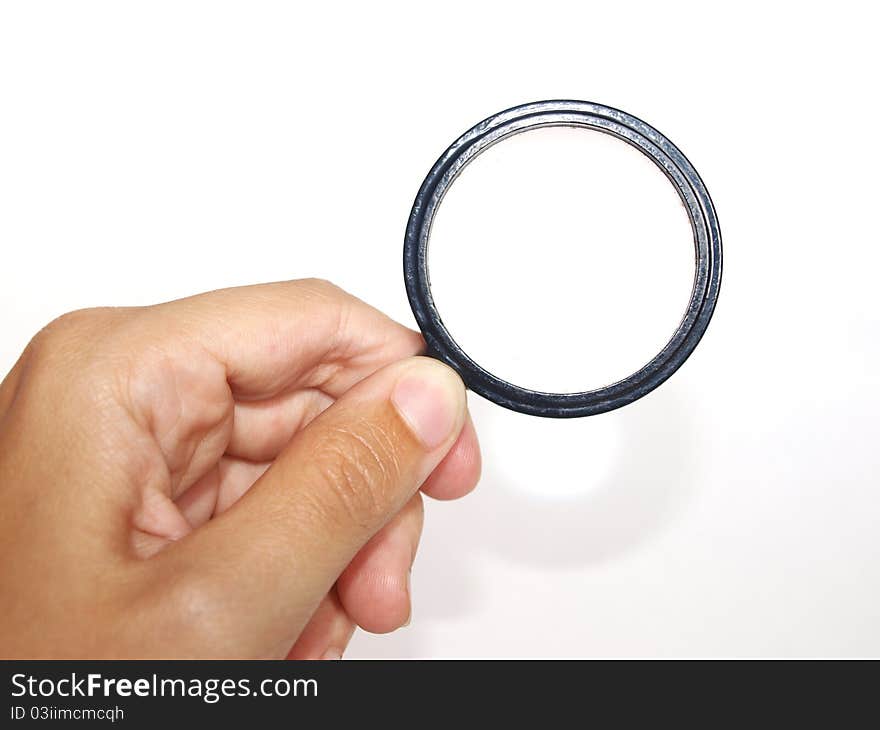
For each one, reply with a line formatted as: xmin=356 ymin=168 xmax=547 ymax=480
xmin=348 ymin=383 xmax=700 ymax=657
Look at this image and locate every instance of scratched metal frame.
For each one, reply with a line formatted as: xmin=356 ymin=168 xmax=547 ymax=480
xmin=403 ymin=100 xmax=722 ymax=418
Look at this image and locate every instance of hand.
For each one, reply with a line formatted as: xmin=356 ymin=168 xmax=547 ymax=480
xmin=0 ymin=279 xmax=480 ymax=658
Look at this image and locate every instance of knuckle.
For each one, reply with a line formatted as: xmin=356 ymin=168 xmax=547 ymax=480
xmin=311 ymin=420 xmax=403 ymax=529
xmin=29 ymin=307 xmax=128 ymax=362
xmin=32 ymin=308 xmax=101 ymax=348
xmin=297 ymin=277 xmax=342 ymax=298
xmin=24 ymin=310 xmax=100 ymax=385
xmin=24 ymin=308 xmax=138 ymax=405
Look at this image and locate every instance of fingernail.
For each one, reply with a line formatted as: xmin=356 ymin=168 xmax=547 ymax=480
xmin=392 ymin=359 xmax=465 ymax=449
xmin=321 ymin=648 xmax=343 ymax=660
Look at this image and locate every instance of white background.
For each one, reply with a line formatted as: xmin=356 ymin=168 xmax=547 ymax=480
xmin=1 ymin=2 xmax=878 ymax=657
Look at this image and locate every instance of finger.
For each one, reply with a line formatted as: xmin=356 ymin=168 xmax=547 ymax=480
xmin=113 ymin=280 xmax=420 ymax=514
xmin=226 ymin=388 xmax=333 ymax=462
xmin=285 ymin=589 xmax=355 ymax=660
xmin=155 ymin=279 xmax=424 ymax=400
xmin=420 ymin=412 xmax=482 ymax=501
xmin=132 ymin=456 xmax=270 ymax=558
xmin=152 ymin=356 xmax=466 ymax=657
xmin=175 ymin=456 xmax=271 ymax=528
xmin=337 ymin=493 xmax=423 ymax=634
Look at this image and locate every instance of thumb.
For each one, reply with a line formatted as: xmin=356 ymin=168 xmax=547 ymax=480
xmin=151 ymin=356 xmax=467 ymax=656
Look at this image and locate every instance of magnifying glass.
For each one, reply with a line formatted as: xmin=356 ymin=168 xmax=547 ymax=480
xmin=403 ymin=100 xmax=722 ymax=418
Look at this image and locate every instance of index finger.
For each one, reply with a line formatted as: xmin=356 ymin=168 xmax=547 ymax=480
xmin=153 ymin=278 xmax=424 ymax=400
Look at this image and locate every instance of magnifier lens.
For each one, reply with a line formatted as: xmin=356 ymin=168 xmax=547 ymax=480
xmin=404 ymin=101 xmax=722 ymax=418
xmin=427 ymin=125 xmax=695 ymax=395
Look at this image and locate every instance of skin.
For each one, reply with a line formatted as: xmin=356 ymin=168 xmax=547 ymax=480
xmin=0 ymin=279 xmax=481 ymax=658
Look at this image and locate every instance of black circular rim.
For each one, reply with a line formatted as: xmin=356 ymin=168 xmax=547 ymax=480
xmin=403 ymin=100 xmax=722 ymax=418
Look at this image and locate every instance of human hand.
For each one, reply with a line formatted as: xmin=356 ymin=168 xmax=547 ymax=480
xmin=0 ymin=279 xmax=480 ymax=658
